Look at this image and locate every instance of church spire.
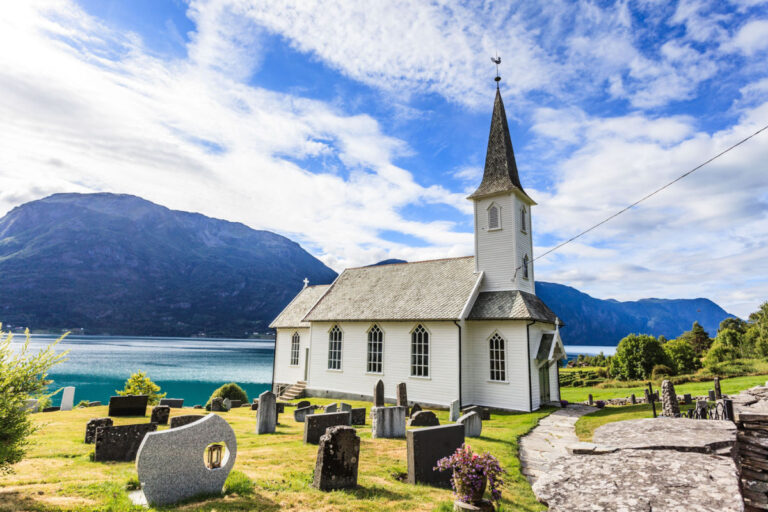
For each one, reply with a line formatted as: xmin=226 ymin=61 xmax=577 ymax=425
xmin=468 ymin=74 xmax=531 ymax=202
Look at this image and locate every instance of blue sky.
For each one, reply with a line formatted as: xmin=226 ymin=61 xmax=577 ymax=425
xmin=0 ymin=0 xmax=767 ymax=317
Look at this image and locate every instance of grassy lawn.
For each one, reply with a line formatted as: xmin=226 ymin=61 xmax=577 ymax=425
xmin=560 ymin=373 xmax=768 ymax=402
xmin=0 ymin=398 xmax=553 ymax=512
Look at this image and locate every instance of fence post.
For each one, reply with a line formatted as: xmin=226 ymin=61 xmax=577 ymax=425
xmin=647 ymin=382 xmax=657 ymax=418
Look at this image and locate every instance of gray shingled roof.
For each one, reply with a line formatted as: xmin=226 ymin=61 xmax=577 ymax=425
xmin=467 ymin=290 xmax=558 ymax=323
xmin=468 ymin=88 xmax=533 ymax=203
xmin=269 ymin=285 xmax=330 ymax=328
xmin=304 ymin=257 xmax=480 ymax=322
xmin=536 ymin=333 xmax=555 ymax=360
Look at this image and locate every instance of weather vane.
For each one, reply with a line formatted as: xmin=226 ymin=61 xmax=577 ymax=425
xmin=491 ymin=53 xmax=501 ymax=85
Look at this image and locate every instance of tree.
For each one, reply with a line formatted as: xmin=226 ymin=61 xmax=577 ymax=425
xmin=609 ymin=334 xmax=669 ymax=380
xmin=719 ymin=317 xmax=748 ymax=335
xmin=703 ymin=329 xmax=740 ymax=367
xmin=116 ymin=371 xmax=165 ymax=405
xmin=206 ymin=382 xmax=249 ymax=410
xmin=663 ymin=337 xmax=700 ymax=375
xmin=677 ymin=322 xmax=712 ymax=356
xmin=0 ymin=327 xmax=68 ymax=473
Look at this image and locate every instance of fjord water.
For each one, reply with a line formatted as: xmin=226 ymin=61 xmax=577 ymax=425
xmin=12 ymin=335 xmax=274 ymax=407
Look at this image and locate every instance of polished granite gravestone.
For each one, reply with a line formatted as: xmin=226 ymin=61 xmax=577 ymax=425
xmin=304 ymin=412 xmax=352 ymax=444
xmin=409 ymin=410 xmax=440 ymax=427
xmin=371 ymin=406 xmax=406 ymax=439
xmin=457 ymin=411 xmax=482 ymax=438
xmin=108 ymin=395 xmax=149 ymax=417
xmin=350 ymin=407 xmax=366 ymax=425
xmin=60 ymin=387 xmax=75 ymax=411
xmin=85 ymin=418 xmax=113 ymax=444
xmin=170 ymin=415 xmax=206 ymax=429
xmin=407 ymin=424 xmax=465 ymax=486
xmin=136 ymin=414 xmax=237 ymax=506
xmin=94 ymin=423 xmax=157 ymax=462
xmin=151 ymin=405 xmax=171 ymax=425
xmin=312 ymin=426 xmax=360 ymax=491
xmin=159 ymin=398 xmax=184 ymax=408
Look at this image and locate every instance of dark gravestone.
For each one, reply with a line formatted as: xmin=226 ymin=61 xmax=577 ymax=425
xmin=374 ymin=379 xmax=385 ymax=407
xmin=708 ymin=390 xmax=716 ymax=402
xmin=276 ymin=402 xmax=285 ymax=414
xmin=630 ymin=394 xmax=636 ymax=405
xmin=410 ymin=411 xmax=440 ymax=427
xmin=350 ymin=407 xmax=366 ymax=425
xmin=211 ymin=397 xmax=225 ymax=412
xmin=304 ymin=412 xmax=351 ymax=444
xmin=93 ymin=423 xmax=157 ymax=462
xmin=229 ymin=400 xmax=242 ymax=408
xmin=462 ymin=406 xmax=490 ymax=421
xmin=159 ymin=398 xmax=184 ymax=408
xmin=193 ymin=405 xmax=203 ymax=409
xmin=312 ymin=426 xmax=360 ymax=491
xmin=251 ymin=402 xmax=259 ymax=410
xmin=43 ymin=407 xmax=60 ymax=412
xmin=108 ymin=395 xmax=148 ymax=417
xmin=588 ymin=394 xmax=594 ymax=405
xmin=169 ymin=415 xmax=205 ymax=429
xmin=150 ymin=405 xmax=170 ymax=425
xmin=85 ymin=418 xmax=113 ymax=444
xmin=295 ymin=406 xmax=316 ymax=422
xmin=410 ymin=403 xmax=423 ymax=418
xmin=407 ymin=424 xmax=465 ymax=486
xmin=683 ymin=393 xmax=692 ymax=405
xmin=297 ymin=400 xmax=311 ymax=409
xmin=714 ymin=378 xmax=722 ymax=400
xmin=326 ymin=402 xmax=339 ymax=413
xmin=397 ymin=382 xmax=408 ymax=416
xmin=88 ymin=401 xmax=102 ymax=407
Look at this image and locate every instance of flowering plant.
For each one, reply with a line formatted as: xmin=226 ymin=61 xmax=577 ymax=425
xmin=435 ymin=444 xmax=505 ymax=504
xmin=560 ymin=399 xmax=569 ymax=408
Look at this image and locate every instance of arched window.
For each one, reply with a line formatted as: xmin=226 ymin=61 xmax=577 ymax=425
xmin=367 ymin=324 xmax=383 ymax=374
xmin=290 ymin=332 xmax=300 ymax=366
xmin=327 ymin=325 xmax=342 ymax=370
xmin=489 ymin=333 xmax=506 ymax=381
xmin=522 ymin=254 xmax=530 ymax=280
xmin=411 ymin=324 xmax=429 ymax=377
xmin=521 ymin=207 xmax=527 ymax=232
xmin=488 ymin=204 xmax=500 ymax=230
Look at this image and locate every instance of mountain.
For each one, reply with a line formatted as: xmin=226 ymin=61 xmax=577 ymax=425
xmin=0 ymin=193 xmax=337 ymax=337
xmin=0 ymin=193 xmax=733 ymax=343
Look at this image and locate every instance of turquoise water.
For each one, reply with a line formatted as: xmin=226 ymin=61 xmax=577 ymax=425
xmin=10 ymin=335 xmax=274 ymax=407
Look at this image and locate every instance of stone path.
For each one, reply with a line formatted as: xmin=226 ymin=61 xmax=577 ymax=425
xmin=518 ymin=404 xmax=596 ymax=484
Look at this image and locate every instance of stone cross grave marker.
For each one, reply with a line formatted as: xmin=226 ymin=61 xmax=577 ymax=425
xmin=374 ymin=379 xmax=385 ymax=407
xmin=60 ymin=387 xmax=75 ymax=411
xmin=407 ymin=423 xmax=465 ymax=486
xmin=312 ymin=426 xmax=360 ymax=491
xmin=256 ymin=391 xmax=276 ymax=434
xmin=304 ymin=411 xmax=352 ymax=444
xmin=457 ymin=411 xmax=482 ymax=438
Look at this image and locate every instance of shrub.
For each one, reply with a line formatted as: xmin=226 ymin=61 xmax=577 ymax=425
xmin=206 ymin=383 xmax=249 ymax=410
xmin=609 ymin=334 xmax=669 ymax=380
xmin=0 ymin=326 xmax=68 ymax=474
xmin=651 ymin=364 xmax=674 ymax=380
xmin=703 ymin=333 xmax=739 ymax=368
xmin=116 ymin=371 xmax=166 ymax=405
xmin=663 ymin=337 xmax=700 ymax=375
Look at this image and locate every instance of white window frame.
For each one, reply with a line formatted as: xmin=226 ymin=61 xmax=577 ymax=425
xmin=327 ymin=324 xmax=343 ymax=371
xmin=290 ymin=331 xmax=300 ymax=366
xmin=488 ymin=332 xmax=508 ymax=382
xmin=366 ymin=324 xmax=384 ymax=374
xmin=487 ymin=202 xmax=502 ymax=231
xmin=410 ymin=324 xmax=431 ymax=378
xmin=522 ymin=254 xmax=530 ymax=280
xmin=521 ymin=206 xmax=527 ymax=233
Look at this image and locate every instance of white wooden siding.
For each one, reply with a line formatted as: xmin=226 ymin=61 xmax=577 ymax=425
xmin=274 ymin=327 xmax=309 ymax=384
xmin=549 ymin=361 xmax=560 ymax=401
xmin=306 ymin=321 xmax=461 ymax=406
xmin=514 ymin=195 xmax=535 ymax=294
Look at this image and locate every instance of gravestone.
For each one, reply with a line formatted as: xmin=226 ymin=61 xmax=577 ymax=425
xmin=409 ymin=410 xmax=440 ymax=427
xmin=276 ymin=402 xmax=286 ymax=414
xmin=136 ymin=414 xmax=237 ymax=506
xmin=312 ymin=426 xmax=360 ymax=491
xmin=397 ymin=382 xmax=408 ymax=416
xmin=325 ymin=402 xmax=339 ymax=413
xmin=661 ymin=380 xmax=680 ymax=417
xmin=708 ymin=390 xmax=716 ymax=401
xmin=159 ymin=398 xmax=184 ymax=408
xmin=463 ymin=406 xmax=490 ymax=421
xmin=294 ymin=405 xmax=316 ymax=423
xmin=714 ymin=377 xmax=722 ymax=400
xmin=42 ymin=407 xmax=60 ymax=412
xmin=170 ymin=415 xmax=205 ymax=429
xmin=93 ymin=423 xmax=157 ymax=462
xmin=350 ymin=407 xmax=366 ymax=425
xmin=407 ymin=423 xmax=465 ymax=486
xmin=683 ymin=393 xmax=692 ymax=405
xmin=251 ymin=402 xmax=258 ymax=411
xmin=696 ymin=400 xmax=708 ymax=418
xmin=211 ymin=397 xmax=225 ymax=412
xmin=371 ymin=406 xmax=406 ymax=439
xmin=374 ymin=379 xmax=385 ymax=407
xmin=150 ymin=405 xmax=171 ymax=425
xmin=193 ymin=405 xmax=203 ymax=409
xmin=256 ymin=391 xmax=277 ymax=434
xmin=644 ymin=389 xmax=651 ymax=404
xmin=630 ymin=394 xmax=636 ymax=405
xmin=85 ymin=417 xmax=113 ymax=444
xmin=23 ymin=399 xmax=39 ymax=412
xmin=457 ymin=411 xmax=482 ymax=438
xmin=88 ymin=401 xmax=102 ymax=407
xmin=410 ymin=403 xmax=423 ymax=418
xmin=304 ymin=412 xmax=352 ymax=444
xmin=588 ymin=394 xmax=594 ymax=406
xmin=339 ymin=402 xmax=352 ymax=412
xmin=297 ymin=400 xmax=311 ymax=409
xmin=222 ymin=398 xmax=232 ymax=411
xmin=229 ymin=399 xmax=242 ymax=409
xmin=108 ymin=395 xmax=148 ymax=417
xmin=449 ymin=400 xmax=460 ymax=422
xmin=60 ymin=387 xmax=75 ymax=411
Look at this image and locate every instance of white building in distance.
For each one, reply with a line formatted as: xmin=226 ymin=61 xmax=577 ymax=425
xmin=270 ymin=85 xmax=565 ymax=411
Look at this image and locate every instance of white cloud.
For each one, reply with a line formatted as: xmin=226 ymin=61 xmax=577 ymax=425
xmin=725 ymin=19 xmax=768 ymax=55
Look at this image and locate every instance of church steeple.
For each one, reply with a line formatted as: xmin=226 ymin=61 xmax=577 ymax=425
xmin=468 ymin=88 xmax=532 ymax=203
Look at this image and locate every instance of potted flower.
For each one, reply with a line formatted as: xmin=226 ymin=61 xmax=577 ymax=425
xmin=435 ymin=444 xmax=505 ymax=510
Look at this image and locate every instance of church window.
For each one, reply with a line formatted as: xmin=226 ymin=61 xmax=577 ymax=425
xmin=522 ymin=254 xmax=530 ymax=280
xmin=489 ymin=333 xmax=506 ymax=381
xmin=327 ymin=325 xmax=342 ymax=370
xmin=488 ymin=204 xmax=500 ymax=230
xmin=290 ymin=332 xmax=300 ymax=366
xmin=410 ymin=324 xmax=429 ymax=377
xmin=521 ymin=207 xmax=527 ymax=232
xmin=367 ymin=324 xmax=383 ymax=374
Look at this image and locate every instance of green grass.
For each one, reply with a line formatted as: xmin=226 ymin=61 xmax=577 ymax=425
xmin=0 ymin=399 xmax=553 ymax=511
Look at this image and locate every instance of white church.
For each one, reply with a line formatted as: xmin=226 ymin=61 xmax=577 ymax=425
xmin=270 ymin=84 xmax=566 ymax=412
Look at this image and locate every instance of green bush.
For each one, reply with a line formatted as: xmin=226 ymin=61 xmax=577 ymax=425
xmin=610 ymin=334 xmax=669 ymax=380
xmin=651 ymin=364 xmax=674 ymax=380
xmin=116 ymin=370 xmax=166 ymax=405
xmin=206 ymin=383 xmax=249 ymax=410
xmin=663 ymin=337 xmax=701 ymax=375
xmin=703 ymin=332 xmax=739 ymax=368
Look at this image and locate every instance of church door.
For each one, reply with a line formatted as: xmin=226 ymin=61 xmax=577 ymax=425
xmin=539 ymin=364 xmax=550 ymax=404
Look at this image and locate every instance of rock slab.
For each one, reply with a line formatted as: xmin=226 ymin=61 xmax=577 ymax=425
xmin=457 ymin=412 xmax=482 ymax=438
xmin=304 ymin=412 xmax=351 ymax=444
xmin=85 ymin=417 xmax=113 ymax=444
xmin=371 ymin=406 xmax=406 ymax=439
xmin=108 ymin=395 xmax=148 ymax=417
xmin=593 ymin=417 xmax=736 ymax=453
xmin=407 ymin=424 xmax=464 ymax=487
xmin=136 ymin=414 xmax=237 ymax=506
xmin=312 ymin=426 xmax=360 ymax=491
xmin=94 ymin=423 xmax=157 ymax=462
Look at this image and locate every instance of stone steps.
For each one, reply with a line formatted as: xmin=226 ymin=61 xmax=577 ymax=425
xmin=279 ymin=381 xmax=307 ymax=400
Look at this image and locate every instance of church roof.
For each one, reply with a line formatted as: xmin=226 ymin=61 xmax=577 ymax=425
xmin=303 ymin=257 xmax=480 ymax=322
xmin=468 ymin=88 xmax=533 ymax=203
xmin=269 ymin=284 xmax=331 ymax=328
xmin=467 ymin=290 xmax=558 ymax=323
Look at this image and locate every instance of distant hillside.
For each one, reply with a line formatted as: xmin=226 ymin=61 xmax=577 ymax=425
xmin=0 ymin=193 xmax=337 ymax=337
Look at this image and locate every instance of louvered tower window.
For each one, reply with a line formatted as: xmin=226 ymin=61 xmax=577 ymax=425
xmin=410 ymin=324 xmax=429 ymax=377
xmin=290 ymin=332 xmax=300 ymax=366
xmin=327 ymin=325 xmax=342 ymax=370
xmin=367 ymin=324 xmax=383 ymax=373
xmin=489 ymin=333 xmax=506 ymax=381
xmin=521 ymin=207 xmax=527 ymax=232
xmin=522 ymin=254 xmax=530 ymax=280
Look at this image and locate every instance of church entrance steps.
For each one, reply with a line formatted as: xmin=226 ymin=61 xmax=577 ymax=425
xmin=280 ymin=381 xmax=307 ymax=400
